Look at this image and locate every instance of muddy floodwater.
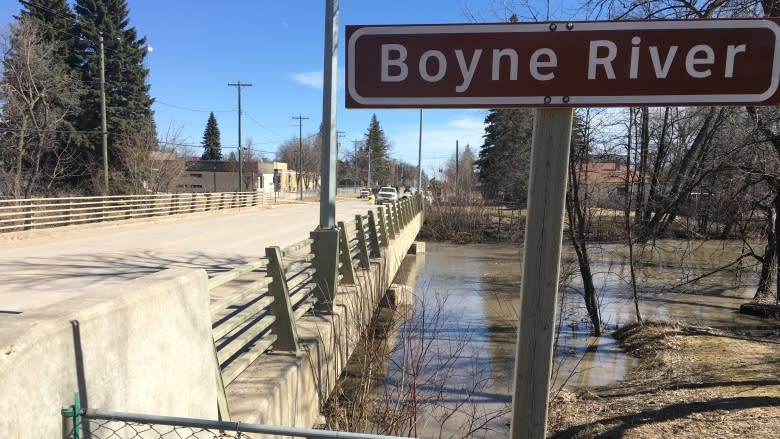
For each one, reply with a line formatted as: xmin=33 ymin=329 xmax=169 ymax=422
xmin=388 ymin=240 xmax=769 ymax=437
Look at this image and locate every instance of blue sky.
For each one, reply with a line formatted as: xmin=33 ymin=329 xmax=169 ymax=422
xmin=1 ymin=0 xmax=572 ymax=174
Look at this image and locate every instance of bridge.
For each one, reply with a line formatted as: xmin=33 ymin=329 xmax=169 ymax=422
xmin=0 ymin=192 xmax=423 ymax=437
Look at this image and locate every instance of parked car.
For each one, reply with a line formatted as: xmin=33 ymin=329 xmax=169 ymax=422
xmin=359 ymin=187 xmax=370 ymax=198
xmin=375 ymin=186 xmax=398 ymax=205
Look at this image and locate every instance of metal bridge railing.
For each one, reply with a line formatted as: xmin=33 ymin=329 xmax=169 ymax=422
xmin=204 ymin=195 xmax=422 ymax=412
xmin=0 ymin=192 xmax=263 ymax=233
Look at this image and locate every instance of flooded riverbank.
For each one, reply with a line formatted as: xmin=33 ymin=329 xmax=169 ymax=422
xmin=385 ymin=240 xmax=771 ymax=437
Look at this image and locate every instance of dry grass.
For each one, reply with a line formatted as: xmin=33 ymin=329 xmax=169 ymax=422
xmin=548 ymin=321 xmax=780 ymax=438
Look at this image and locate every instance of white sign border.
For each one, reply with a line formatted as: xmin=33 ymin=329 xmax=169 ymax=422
xmin=346 ymin=20 xmax=780 ymax=106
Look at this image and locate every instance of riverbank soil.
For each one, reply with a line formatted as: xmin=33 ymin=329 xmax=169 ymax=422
xmin=547 ymin=321 xmax=780 ymax=438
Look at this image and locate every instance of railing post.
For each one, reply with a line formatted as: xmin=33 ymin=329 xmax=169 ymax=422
xmin=265 ymin=246 xmax=300 ymax=352
xmin=354 ymin=215 xmax=371 ymax=268
xmin=310 ymin=227 xmax=340 ymax=313
xmin=124 ymin=197 xmax=131 ymax=220
xmin=387 ymin=203 xmax=396 ymax=237
xmin=337 ymin=221 xmax=356 ymax=284
xmin=367 ymin=210 xmax=384 ymax=254
xmin=391 ymin=202 xmax=401 ymax=235
xmin=377 ymin=206 xmax=393 ymax=242
xmin=101 ymin=196 xmax=108 ymax=222
xmin=67 ymin=199 xmax=73 ymax=226
xmin=190 ymin=194 xmax=197 ymax=212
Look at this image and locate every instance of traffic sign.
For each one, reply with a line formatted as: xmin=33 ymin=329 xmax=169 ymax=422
xmin=346 ymin=20 xmax=780 ymax=108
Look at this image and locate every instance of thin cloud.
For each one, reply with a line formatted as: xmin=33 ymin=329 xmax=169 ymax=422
xmin=290 ymin=70 xmax=345 ymax=90
xmin=290 ymin=71 xmax=323 ymax=89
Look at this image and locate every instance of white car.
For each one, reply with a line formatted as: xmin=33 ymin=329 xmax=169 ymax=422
xmin=375 ymin=187 xmax=398 ymax=205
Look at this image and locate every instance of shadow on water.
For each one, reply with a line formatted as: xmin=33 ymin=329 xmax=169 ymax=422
xmin=386 ymin=240 xmax=771 ymax=437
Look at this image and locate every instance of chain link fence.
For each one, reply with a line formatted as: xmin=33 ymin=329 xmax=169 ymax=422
xmin=62 ymin=402 xmax=416 ymax=439
xmin=65 ymin=417 xmax=251 ymax=439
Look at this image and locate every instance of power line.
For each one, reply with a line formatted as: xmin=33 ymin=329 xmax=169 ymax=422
xmin=244 ymin=111 xmax=282 ymax=137
xmin=154 ymin=100 xmax=233 ymax=113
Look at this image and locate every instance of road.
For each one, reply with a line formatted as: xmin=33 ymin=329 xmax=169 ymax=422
xmin=0 ymin=198 xmax=376 ymax=314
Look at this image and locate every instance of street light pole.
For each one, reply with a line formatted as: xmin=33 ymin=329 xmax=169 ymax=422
xmin=228 ymin=81 xmax=252 ymax=192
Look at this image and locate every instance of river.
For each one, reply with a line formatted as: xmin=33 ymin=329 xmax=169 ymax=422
xmin=385 ymin=240 xmax=769 ymax=438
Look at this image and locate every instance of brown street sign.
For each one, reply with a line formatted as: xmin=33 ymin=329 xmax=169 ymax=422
xmin=346 ymin=20 xmax=780 ymax=108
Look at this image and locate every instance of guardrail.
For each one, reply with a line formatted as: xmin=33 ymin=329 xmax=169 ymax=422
xmin=206 ymin=195 xmax=422 ymax=401
xmin=0 ymin=192 xmax=263 ymax=233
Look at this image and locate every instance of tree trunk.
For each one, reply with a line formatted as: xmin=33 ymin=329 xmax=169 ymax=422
xmin=635 ymin=108 xmax=650 ymax=222
xmin=566 ymin=137 xmax=602 ymax=336
xmin=754 ymin=199 xmax=777 ymax=303
xmin=13 ymin=117 xmax=29 ymax=198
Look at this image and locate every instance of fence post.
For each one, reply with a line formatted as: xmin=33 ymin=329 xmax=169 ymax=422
xmin=265 ymin=246 xmax=300 ymax=352
xmin=310 ymin=228 xmax=340 ymax=313
xmin=367 ymin=210 xmax=383 ymax=254
xmin=354 ymin=215 xmax=371 ymax=268
xmin=60 ymin=392 xmax=81 ymax=439
xmin=190 ymin=194 xmax=197 ymax=212
xmin=337 ymin=221 xmax=357 ymax=284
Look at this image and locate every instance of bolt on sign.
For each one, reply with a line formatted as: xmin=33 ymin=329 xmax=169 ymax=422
xmin=346 ymin=19 xmax=780 ymax=108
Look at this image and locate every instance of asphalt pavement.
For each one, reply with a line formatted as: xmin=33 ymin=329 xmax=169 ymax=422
xmin=0 ymin=198 xmax=376 ymax=314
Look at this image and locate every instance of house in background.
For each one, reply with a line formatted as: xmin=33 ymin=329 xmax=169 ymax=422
xmin=172 ymin=160 xmax=299 ymax=193
xmin=575 ymin=161 xmax=641 ymax=209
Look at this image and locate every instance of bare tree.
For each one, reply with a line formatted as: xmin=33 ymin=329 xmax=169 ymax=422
xmin=276 ymin=134 xmax=320 ymax=190
xmin=0 ymin=18 xmax=82 ymax=198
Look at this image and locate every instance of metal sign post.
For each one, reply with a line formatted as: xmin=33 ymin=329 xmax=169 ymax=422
xmin=320 ymin=0 xmax=339 ymax=229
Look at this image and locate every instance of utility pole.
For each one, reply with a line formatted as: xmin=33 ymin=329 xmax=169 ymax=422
xmin=367 ymin=146 xmax=372 ymax=187
xmin=99 ymin=34 xmax=109 ymax=194
xmin=353 ymin=140 xmax=360 ymax=192
xmin=292 ymin=114 xmax=309 ymax=200
xmin=417 ymin=109 xmax=423 ymax=193
xmin=455 ymin=140 xmax=459 ymax=199
xmin=228 ymin=81 xmax=252 ymax=192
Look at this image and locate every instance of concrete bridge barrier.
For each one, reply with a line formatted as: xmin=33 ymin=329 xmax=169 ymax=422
xmin=0 ymin=268 xmax=217 ymax=437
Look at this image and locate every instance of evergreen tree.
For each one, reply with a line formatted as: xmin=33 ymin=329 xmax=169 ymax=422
xmin=476 ymin=109 xmax=534 ymax=203
xmin=201 ymin=112 xmax=222 ymax=160
xmin=18 ymin=0 xmax=77 ymax=64
xmin=71 ymin=0 xmax=154 ymax=191
xmin=364 ymin=114 xmax=391 ymax=185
